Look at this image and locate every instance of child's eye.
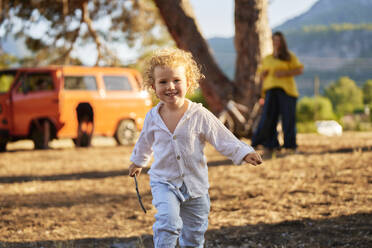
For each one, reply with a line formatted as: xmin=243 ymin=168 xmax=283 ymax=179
xmin=159 ymin=80 xmax=167 ymax=84
xmin=174 ymin=79 xmax=181 ymax=83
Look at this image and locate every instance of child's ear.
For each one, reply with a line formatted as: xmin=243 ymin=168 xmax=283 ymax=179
xmin=187 ymin=81 xmax=191 ymax=91
xmin=186 ymin=79 xmax=190 ymax=88
xmin=151 ymin=84 xmax=155 ymax=90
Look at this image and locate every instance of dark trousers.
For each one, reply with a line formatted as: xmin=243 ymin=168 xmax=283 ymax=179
xmin=251 ymin=88 xmax=297 ymax=149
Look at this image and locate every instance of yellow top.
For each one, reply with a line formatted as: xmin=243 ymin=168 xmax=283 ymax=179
xmin=258 ymin=52 xmax=303 ymax=98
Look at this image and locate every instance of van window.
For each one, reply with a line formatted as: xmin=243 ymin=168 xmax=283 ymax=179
xmin=17 ymin=73 xmax=54 ymax=94
xmin=103 ymin=76 xmax=132 ymax=91
xmin=0 ymin=71 xmax=16 ymax=93
xmin=64 ymin=76 xmax=97 ymax=90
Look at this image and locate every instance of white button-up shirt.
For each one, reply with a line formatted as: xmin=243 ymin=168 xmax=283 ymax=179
xmin=130 ymin=100 xmax=255 ymax=197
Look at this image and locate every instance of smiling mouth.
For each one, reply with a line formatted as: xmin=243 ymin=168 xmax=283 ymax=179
xmin=165 ymin=91 xmax=178 ymax=97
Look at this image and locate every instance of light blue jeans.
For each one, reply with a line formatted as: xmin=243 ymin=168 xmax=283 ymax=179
xmin=150 ymin=180 xmax=210 ymax=248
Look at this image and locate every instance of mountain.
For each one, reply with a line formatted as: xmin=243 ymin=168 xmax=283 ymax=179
xmin=207 ymin=0 xmax=372 ymax=97
xmin=277 ymin=0 xmax=372 ymax=31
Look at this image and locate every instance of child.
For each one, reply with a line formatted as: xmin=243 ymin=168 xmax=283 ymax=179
xmin=129 ymin=48 xmax=262 ymax=248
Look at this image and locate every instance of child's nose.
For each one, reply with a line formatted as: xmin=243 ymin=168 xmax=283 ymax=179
xmin=168 ymin=82 xmax=176 ymax=89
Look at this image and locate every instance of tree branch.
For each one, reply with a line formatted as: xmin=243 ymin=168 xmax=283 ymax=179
xmin=82 ymin=0 xmax=102 ymax=65
xmin=62 ymin=0 xmax=68 ymax=16
xmin=50 ymin=26 xmax=81 ymax=65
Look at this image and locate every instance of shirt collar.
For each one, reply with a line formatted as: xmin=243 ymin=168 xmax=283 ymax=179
xmin=152 ymin=99 xmax=200 ymax=133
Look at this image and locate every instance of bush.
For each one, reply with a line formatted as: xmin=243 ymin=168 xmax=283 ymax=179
xmin=324 ymin=76 xmax=363 ymax=115
xmin=363 ymin=80 xmax=372 ymax=105
xmin=297 ymin=96 xmax=336 ymax=122
xmin=187 ymin=89 xmax=208 ymax=108
xmin=296 ymin=122 xmax=317 ymax=133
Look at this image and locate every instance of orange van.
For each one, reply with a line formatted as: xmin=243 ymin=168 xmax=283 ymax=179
xmin=0 ymin=66 xmax=152 ymax=151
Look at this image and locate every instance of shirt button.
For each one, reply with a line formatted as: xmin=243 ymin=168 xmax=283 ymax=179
xmin=173 ymin=135 xmax=176 ymax=140
xmin=176 ymin=155 xmax=180 ymax=160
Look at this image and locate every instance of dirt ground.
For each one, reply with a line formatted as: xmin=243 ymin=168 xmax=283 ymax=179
xmin=0 ymin=132 xmax=371 ymax=248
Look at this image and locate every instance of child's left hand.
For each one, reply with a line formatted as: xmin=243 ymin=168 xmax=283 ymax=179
xmin=243 ymin=152 xmax=263 ymax=166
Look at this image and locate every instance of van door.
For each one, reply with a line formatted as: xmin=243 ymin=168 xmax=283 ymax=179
xmin=0 ymin=70 xmax=17 ymax=130
xmin=58 ymin=74 xmax=99 ymax=137
xmin=0 ymin=70 xmax=17 ymax=150
xmin=10 ymin=71 xmax=59 ymax=136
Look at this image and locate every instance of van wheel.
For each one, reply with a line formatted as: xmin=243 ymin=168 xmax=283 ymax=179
xmin=73 ymin=132 xmax=92 ymax=147
xmin=31 ymin=120 xmax=51 ymax=150
xmin=115 ymin=120 xmax=137 ymax=146
xmin=0 ymin=138 xmax=7 ymax=152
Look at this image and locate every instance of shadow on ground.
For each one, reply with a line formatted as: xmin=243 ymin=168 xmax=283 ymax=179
xmin=0 ymin=169 xmax=135 ymax=184
xmin=1 ymin=144 xmax=371 ymax=184
xmin=1 ymin=212 xmax=371 ymax=248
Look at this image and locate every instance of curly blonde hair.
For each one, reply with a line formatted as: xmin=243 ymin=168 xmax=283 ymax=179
xmin=143 ymin=48 xmax=204 ymax=94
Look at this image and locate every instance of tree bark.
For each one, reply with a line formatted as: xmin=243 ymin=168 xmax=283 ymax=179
xmin=234 ymin=0 xmax=271 ymax=103
xmin=234 ymin=0 xmax=272 ymax=135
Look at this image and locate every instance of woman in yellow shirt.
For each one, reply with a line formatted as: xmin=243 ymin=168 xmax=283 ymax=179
xmin=251 ymin=31 xmax=303 ymax=154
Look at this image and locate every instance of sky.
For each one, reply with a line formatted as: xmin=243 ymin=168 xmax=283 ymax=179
xmin=189 ymin=0 xmax=319 ymax=38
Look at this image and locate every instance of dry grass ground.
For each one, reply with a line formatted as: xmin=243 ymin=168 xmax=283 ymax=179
xmin=0 ymin=132 xmax=371 ymax=248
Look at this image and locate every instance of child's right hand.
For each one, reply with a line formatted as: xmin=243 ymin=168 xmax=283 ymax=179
xmin=243 ymin=152 xmax=263 ymax=166
xmin=129 ymin=163 xmax=143 ymax=177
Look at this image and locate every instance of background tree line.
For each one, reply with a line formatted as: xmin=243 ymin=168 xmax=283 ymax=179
xmin=297 ymin=76 xmax=372 ymax=132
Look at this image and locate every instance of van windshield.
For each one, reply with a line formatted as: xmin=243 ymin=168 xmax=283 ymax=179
xmin=0 ymin=71 xmax=16 ymax=93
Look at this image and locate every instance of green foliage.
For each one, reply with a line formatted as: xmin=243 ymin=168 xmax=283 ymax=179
xmin=302 ymin=23 xmax=372 ymax=33
xmin=0 ymin=0 xmax=172 ymax=66
xmin=324 ymin=76 xmax=363 ymax=116
xmin=296 ymin=122 xmax=317 ymax=133
xmin=355 ymin=121 xmax=372 ymax=131
xmin=186 ymin=89 xmax=208 ymax=108
xmin=363 ymin=80 xmax=372 ymax=105
xmin=0 ymin=53 xmax=18 ymax=68
xmin=296 ymin=96 xmax=336 ymax=122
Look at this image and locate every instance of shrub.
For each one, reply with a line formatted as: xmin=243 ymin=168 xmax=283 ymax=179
xmin=363 ymin=80 xmax=372 ymax=105
xmin=297 ymin=96 xmax=336 ymax=122
xmin=296 ymin=122 xmax=317 ymax=133
xmin=324 ymin=76 xmax=363 ymax=115
xmin=186 ymin=89 xmax=208 ymax=108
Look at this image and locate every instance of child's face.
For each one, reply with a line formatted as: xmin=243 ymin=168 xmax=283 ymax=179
xmin=153 ymin=65 xmax=189 ymax=107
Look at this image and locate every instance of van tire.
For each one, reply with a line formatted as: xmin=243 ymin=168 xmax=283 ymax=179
xmin=31 ymin=126 xmax=50 ymax=150
xmin=0 ymin=139 xmax=7 ymax=152
xmin=73 ymin=132 xmax=91 ymax=147
xmin=115 ymin=120 xmax=137 ymax=146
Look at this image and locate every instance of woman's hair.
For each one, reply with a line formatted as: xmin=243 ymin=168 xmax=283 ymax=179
xmin=143 ymin=48 xmax=204 ymax=93
xmin=273 ymin=31 xmax=291 ymax=61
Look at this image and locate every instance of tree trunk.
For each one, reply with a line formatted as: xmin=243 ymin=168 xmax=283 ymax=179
xmin=234 ymin=0 xmax=271 ymax=103
xmin=234 ymin=0 xmax=272 ymax=135
xmin=154 ymin=0 xmax=271 ymax=136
